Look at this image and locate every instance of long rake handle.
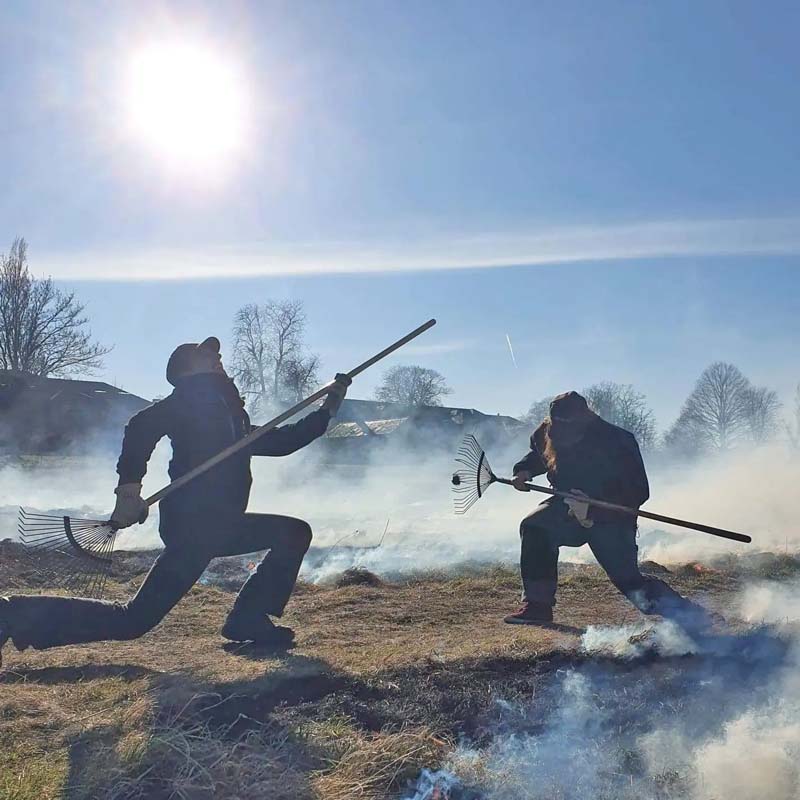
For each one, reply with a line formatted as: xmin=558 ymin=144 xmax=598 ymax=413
xmin=495 ymin=477 xmax=751 ymax=543
xmin=144 ymin=319 xmax=437 ymax=506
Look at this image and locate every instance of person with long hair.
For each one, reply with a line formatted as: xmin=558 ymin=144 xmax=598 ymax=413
xmin=504 ymin=391 xmax=708 ymax=629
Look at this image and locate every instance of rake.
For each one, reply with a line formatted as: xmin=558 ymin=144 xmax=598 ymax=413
xmin=17 ymin=509 xmax=118 ymax=598
xmin=451 ymin=435 xmax=752 ymax=544
xmin=17 ymin=319 xmax=437 ymax=598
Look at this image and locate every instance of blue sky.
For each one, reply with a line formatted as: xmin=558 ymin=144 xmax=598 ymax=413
xmin=1 ymin=1 xmax=798 ymax=428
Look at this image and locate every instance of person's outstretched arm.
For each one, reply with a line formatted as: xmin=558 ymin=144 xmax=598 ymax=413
xmin=250 ymin=373 xmax=351 ymax=457
xmin=250 ymin=407 xmax=333 ymax=456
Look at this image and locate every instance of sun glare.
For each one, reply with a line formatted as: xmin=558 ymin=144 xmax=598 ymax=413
xmin=125 ymin=42 xmax=248 ymax=168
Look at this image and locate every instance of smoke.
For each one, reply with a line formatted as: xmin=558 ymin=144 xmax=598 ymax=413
xmin=738 ymin=580 xmax=800 ymax=625
xmin=0 ymin=440 xmax=171 ymax=550
xmin=638 ymin=443 xmax=800 ymax=564
xmin=2 ymin=432 xmax=800 ymax=581
xmin=403 ymin=582 xmax=800 ymax=800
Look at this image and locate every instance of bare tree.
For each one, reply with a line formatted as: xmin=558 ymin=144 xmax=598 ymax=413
xmin=669 ymin=362 xmax=750 ymax=451
xmin=229 ymin=300 xmax=319 ymax=413
xmin=374 ymin=365 xmax=452 ymax=407
xmin=665 ymin=362 xmax=780 ymax=455
xmin=786 ymin=384 xmax=800 ymax=450
xmin=742 ymin=385 xmax=782 ymax=443
xmin=521 ymin=385 xmax=656 ymax=448
xmin=282 ymin=353 xmax=321 ymax=403
xmin=582 ymin=382 xmax=657 ymax=449
xmin=523 ymin=396 xmax=554 ymax=427
xmin=0 ymin=238 xmax=109 ymax=376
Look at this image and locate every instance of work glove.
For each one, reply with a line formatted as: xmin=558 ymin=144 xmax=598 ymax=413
xmin=512 ymin=470 xmax=531 ymax=492
xmin=322 ymin=373 xmax=352 ymax=417
xmin=111 ymin=483 xmax=149 ymax=529
xmin=564 ymin=488 xmax=594 ymax=529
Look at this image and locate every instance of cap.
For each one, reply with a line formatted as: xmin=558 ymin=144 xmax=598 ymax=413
xmin=166 ymin=336 xmax=220 ymax=386
xmin=549 ymin=391 xmax=589 ymax=421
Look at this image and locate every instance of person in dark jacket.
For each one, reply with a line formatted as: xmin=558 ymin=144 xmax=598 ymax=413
xmin=0 ymin=336 xmax=350 ymax=662
xmin=504 ymin=391 xmax=709 ymax=629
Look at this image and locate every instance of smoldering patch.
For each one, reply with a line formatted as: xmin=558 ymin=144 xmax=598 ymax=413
xmin=402 ymin=621 xmax=796 ymax=800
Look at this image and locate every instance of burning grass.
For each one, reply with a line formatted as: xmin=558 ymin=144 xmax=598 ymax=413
xmin=2 ymin=547 xmax=798 ymax=799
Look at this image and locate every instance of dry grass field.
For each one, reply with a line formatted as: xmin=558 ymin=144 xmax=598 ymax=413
xmin=1 ymin=542 xmax=796 ymax=800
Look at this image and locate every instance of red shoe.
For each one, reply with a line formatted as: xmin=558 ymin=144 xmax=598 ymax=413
xmin=503 ymin=602 xmax=553 ymax=625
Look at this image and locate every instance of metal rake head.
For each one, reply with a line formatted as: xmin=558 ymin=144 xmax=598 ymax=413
xmin=451 ymin=435 xmax=497 ymax=514
xmin=18 ymin=509 xmax=118 ymax=599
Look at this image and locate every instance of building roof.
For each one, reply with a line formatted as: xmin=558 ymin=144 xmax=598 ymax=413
xmin=335 ymin=398 xmax=520 ymax=425
xmin=325 ymin=398 xmax=524 ymax=441
xmin=0 ymin=371 xmax=152 ymax=453
xmin=326 ymin=418 xmax=408 ymax=438
xmin=0 ymin=371 xmax=149 ymax=404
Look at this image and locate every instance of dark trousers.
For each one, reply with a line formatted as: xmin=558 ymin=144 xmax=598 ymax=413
xmin=520 ymin=500 xmax=694 ymax=618
xmin=6 ymin=512 xmax=312 ymax=652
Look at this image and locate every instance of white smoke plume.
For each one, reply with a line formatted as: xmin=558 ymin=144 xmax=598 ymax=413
xmin=1 ymin=430 xmax=798 ymax=581
xmin=638 ymin=443 xmax=800 ymax=564
xmin=403 ymin=582 xmax=800 ymax=800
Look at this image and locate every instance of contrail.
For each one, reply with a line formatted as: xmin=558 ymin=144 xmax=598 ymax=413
xmin=505 ymin=334 xmax=518 ymax=368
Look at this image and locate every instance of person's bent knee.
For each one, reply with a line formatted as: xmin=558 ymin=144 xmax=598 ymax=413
xmin=278 ymin=518 xmax=312 ymax=553
xmin=114 ymin=605 xmax=163 ymax=640
xmin=520 ymin=518 xmax=547 ymax=541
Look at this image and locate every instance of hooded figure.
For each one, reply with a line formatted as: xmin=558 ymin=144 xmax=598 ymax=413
xmin=1 ymin=337 xmax=350 ymax=663
xmin=504 ymin=391 xmax=710 ymax=629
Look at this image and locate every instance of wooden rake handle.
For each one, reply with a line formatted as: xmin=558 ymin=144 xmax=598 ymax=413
xmin=144 ymin=319 xmax=437 ymax=506
xmin=495 ymin=477 xmax=752 ymax=543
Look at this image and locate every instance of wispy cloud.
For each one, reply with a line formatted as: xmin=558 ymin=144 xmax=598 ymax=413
xmin=40 ymin=216 xmax=800 ymax=281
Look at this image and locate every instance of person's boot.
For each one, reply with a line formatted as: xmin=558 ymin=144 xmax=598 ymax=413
xmin=221 ymin=611 xmax=295 ymax=646
xmin=673 ymin=600 xmax=722 ymax=636
xmin=637 ymin=584 xmax=722 ymax=636
xmin=503 ymin=602 xmax=553 ymax=625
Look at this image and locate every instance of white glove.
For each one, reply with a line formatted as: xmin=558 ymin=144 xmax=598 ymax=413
xmin=512 ymin=471 xmax=532 ymax=492
xmin=322 ymin=373 xmax=352 ymax=417
xmin=111 ymin=483 xmax=149 ymax=529
xmin=564 ymin=488 xmax=594 ymax=529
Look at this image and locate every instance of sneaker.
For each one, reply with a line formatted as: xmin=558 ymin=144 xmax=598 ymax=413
xmin=503 ymin=602 xmax=554 ymax=625
xmin=221 ymin=614 xmax=295 ymax=646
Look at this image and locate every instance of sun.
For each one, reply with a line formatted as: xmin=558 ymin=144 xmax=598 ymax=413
xmin=125 ymin=41 xmax=248 ymax=168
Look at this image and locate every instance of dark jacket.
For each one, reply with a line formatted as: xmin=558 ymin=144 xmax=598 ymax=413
xmin=117 ymin=373 xmax=331 ymax=518
xmin=513 ymin=416 xmax=649 ymax=523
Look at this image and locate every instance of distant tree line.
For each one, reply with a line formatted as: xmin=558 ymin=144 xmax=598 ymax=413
xmin=663 ymin=362 xmax=781 ymax=456
xmin=524 ymin=362 xmax=789 ymax=457
xmin=2 ymin=237 xmax=796 ymax=453
xmin=229 ymin=299 xmax=452 ymax=416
